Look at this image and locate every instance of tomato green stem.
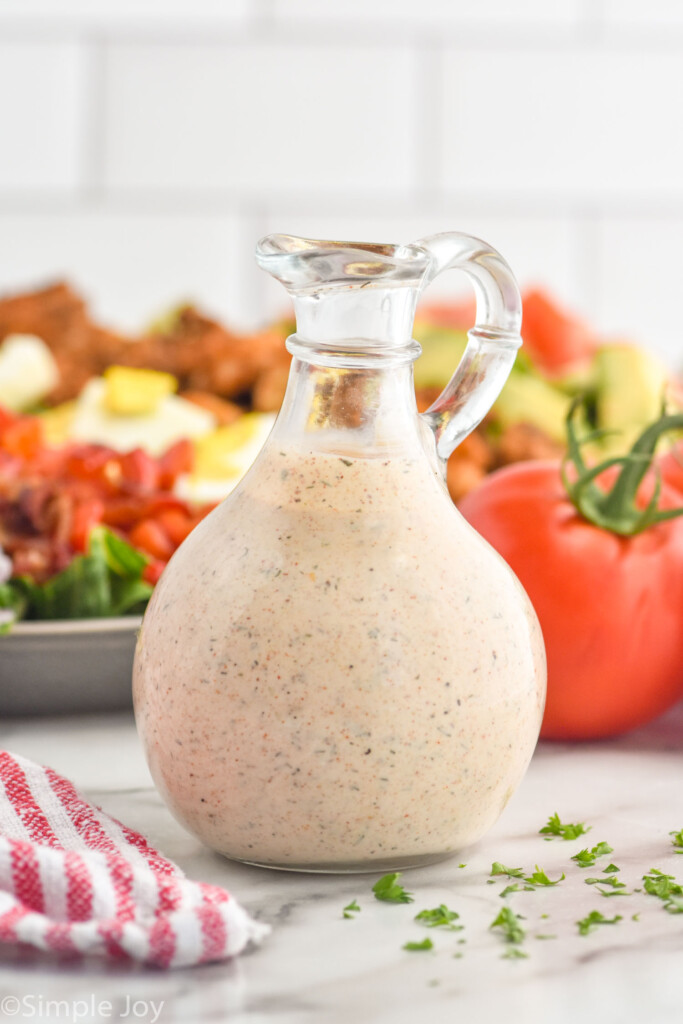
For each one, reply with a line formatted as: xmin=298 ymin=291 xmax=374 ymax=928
xmin=563 ymin=399 xmax=683 ymax=536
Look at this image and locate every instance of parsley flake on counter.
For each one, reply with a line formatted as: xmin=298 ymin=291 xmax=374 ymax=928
xmin=372 ymin=872 xmax=414 ymax=904
xmin=490 ymin=906 xmax=526 ymax=945
xmin=403 ymin=938 xmax=433 ymax=952
xmin=576 ymin=911 xmax=623 ymax=935
xmin=525 ymin=867 xmax=565 ymax=887
xmin=491 ymin=862 xmax=525 ymax=878
xmin=534 ymin=934 xmax=557 ymax=940
xmin=500 ymin=883 xmax=535 ymax=898
xmin=670 ymin=829 xmax=683 ymax=853
xmin=501 ymin=947 xmax=529 ymax=960
xmin=571 ymin=842 xmax=614 ymax=867
xmin=343 ymin=900 xmax=361 ymax=919
xmin=585 ymin=876 xmax=626 ymax=889
xmin=491 ymin=863 xmax=564 ymax=888
xmin=540 ymin=813 xmax=591 ymax=841
xmin=642 ymin=869 xmax=683 ymax=914
xmin=603 ymin=863 xmax=620 ymax=874
xmin=414 ymin=904 xmax=462 ymax=930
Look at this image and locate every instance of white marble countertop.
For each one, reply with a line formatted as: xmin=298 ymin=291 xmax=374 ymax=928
xmin=1 ymin=705 xmax=682 ymax=1024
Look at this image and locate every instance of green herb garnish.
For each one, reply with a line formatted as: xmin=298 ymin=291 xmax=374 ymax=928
xmin=670 ymin=829 xmax=683 ymax=853
xmin=414 ymin=904 xmax=461 ymax=930
xmin=500 ymin=883 xmax=535 ymax=898
xmin=524 ymin=867 xmax=565 ymax=887
xmin=491 ymin=862 xmax=525 ymax=878
xmin=540 ymin=813 xmax=591 ymax=841
xmin=0 ymin=526 xmax=152 ymax=623
xmin=343 ymin=899 xmax=360 ymax=919
xmin=571 ymin=842 xmax=613 ymax=867
xmin=603 ymin=863 xmax=620 ymax=874
xmin=576 ymin=911 xmax=623 ymax=935
xmin=491 ymin=863 xmax=563 ymax=889
xmin=501 ymin=947 xmax=528 ymax=960
xmin=403 ymin=938 xmax=433 ymax=952
xmin=642 ymin=869 xmax=683 ymax=914
xmin=372 ymin=872 xmax=414 ymax=904
xmin=490 ymin=906 xmax=526 ymax=945
xmin=585 ymin=876 xmax=626 ymax=889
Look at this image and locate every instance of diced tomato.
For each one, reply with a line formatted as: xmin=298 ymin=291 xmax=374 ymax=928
xmin=102 ymin=493 xmax=192 ymax=529
xmin=0 ymin=405 xmax=17 ymax=434
xmin=65 ymin=445 xmax=122 ymax=494
xmin=417 ymin=298 xmax=476 ymax=329
xmin=1 ymin=417 xmax=44 ymax=459
xmin=69 ymin=497 xmax=105 ymax=552
xmin=157 ymin=439 xmax=194 ymax=489
xmin=520 ymin=289 xmax=597 ymax=375
xmin=128 ymin=519 xmax=175 ymax=561
xmin=153 ymin=507 xmax=195 ymax=546
xmin=118 ymin=448 xmax=160 ymax=493
xmin=143 ymin=560 xmax=166 ymax=585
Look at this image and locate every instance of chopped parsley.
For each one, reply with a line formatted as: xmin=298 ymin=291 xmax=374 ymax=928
xmin=491 ymin=863 xmax=564 ymax=889
xmin=414 ymin=904 xmax=461 ymax=930
xmin=501 ymin=947 xmax=528 ymax=960
xmin=571 ymin=842 xmax=613 ymax=868
xmin=670 ymin=829 xmax=683 ymax=853
xmin=500 ymin=883 xmax=535 ymax=898
xmin=603 ymin=863 xmax=620 ymax=874
xmin=525 ymin=867 xmax=565 ymax=887
xmin=403 ymin=938 xmax=433 ymax=952
xmin=585 ymin=876 xmax=626 ymax=889
xmin=540 ymin=813 xmax=591 ymax=841
xmin=491 ymin=862 xmax=525 ymax=878
xmin=343 ymin=899 xmax=360 ymax=919
xmin=642 ymin=869 xmax=683 ymax=914
xmin=490 ymin=906 xmax=526 ymax=945
xmin=576 ymin=911 xmax=623 ymax=935
xmin=372 ymin=872 xmax=414 ymax=904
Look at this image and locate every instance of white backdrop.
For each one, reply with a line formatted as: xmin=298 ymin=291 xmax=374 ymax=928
xmin=0 ymin=0 xmax=682 ymax=368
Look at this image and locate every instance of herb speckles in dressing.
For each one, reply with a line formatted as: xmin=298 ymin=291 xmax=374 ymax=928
xmin=134 ymin=447 xmax=545 ymax=871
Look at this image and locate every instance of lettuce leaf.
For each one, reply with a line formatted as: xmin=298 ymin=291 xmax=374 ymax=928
xmin=0 ymin=527 xmax=153 ymax=625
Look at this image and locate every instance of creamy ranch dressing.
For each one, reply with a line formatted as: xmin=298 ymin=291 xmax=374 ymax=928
xmin=134 ymin=445 xmax=545 ymax=870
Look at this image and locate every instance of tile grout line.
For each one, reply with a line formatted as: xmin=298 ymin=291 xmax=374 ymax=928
xmin=412 ymin=39 xmax=443 ymax=215
xmin=79 ymin=33 xmax=108 ymax=203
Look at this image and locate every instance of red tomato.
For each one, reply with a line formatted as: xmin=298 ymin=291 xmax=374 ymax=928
xmin=459 ymin=460 xmax=683 ymax=739
xmin=69 ymin=497 xmax=105 ymax=552
xmin=128 ymin=519 xmax=174 ymax=562
xmin=118 ymin=448 xmax=160 ymax=493
xmin=660 ymin=444 xmax=683 ymax=496
xmin=1 ymin=417 xmax=44 ymax=459
xmin=143 ymin=560 xmax=166 ymax=585
xmin=157 ymin=439 xmax=194 ymax=489
xmin=64 ymin=445 xmax=122 ymax=494
xmin=153 ymin=507 xmax=195 ymax=546
xmin=520 ymin=289 xmax=597 ymax=376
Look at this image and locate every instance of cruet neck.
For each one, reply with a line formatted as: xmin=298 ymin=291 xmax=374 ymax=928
xmin=255 ymin=234 xmax=430 ymax=348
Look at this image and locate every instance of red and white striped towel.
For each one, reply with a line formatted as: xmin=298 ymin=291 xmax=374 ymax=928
xmin=0 ymin=750 xmax=269 ymax=967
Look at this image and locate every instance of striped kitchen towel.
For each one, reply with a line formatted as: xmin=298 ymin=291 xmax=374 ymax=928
xmin=0 ymin=750 xmax=269 ymax=967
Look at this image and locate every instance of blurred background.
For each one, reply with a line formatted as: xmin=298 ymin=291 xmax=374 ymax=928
xmin=0 ymin=0 xmax=682 ymax=367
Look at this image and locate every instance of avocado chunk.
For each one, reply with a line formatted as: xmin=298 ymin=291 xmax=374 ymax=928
xmin=595 ymin=344 xmax=670 ymax=454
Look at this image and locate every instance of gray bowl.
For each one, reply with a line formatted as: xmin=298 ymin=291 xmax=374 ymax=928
xmin=0 ymin=617 xmax=141 ymax=716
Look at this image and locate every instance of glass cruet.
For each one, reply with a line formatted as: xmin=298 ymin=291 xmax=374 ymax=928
xmin=133 ymin=231 xmax=546 ymax=873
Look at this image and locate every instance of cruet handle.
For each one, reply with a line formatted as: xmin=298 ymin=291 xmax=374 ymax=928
xmin=415 ymin=232 xmax=522 ymax=462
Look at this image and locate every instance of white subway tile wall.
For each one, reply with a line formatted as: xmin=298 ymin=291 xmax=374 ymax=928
xmin=1 ymin=1 xmax=682 ymax=368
